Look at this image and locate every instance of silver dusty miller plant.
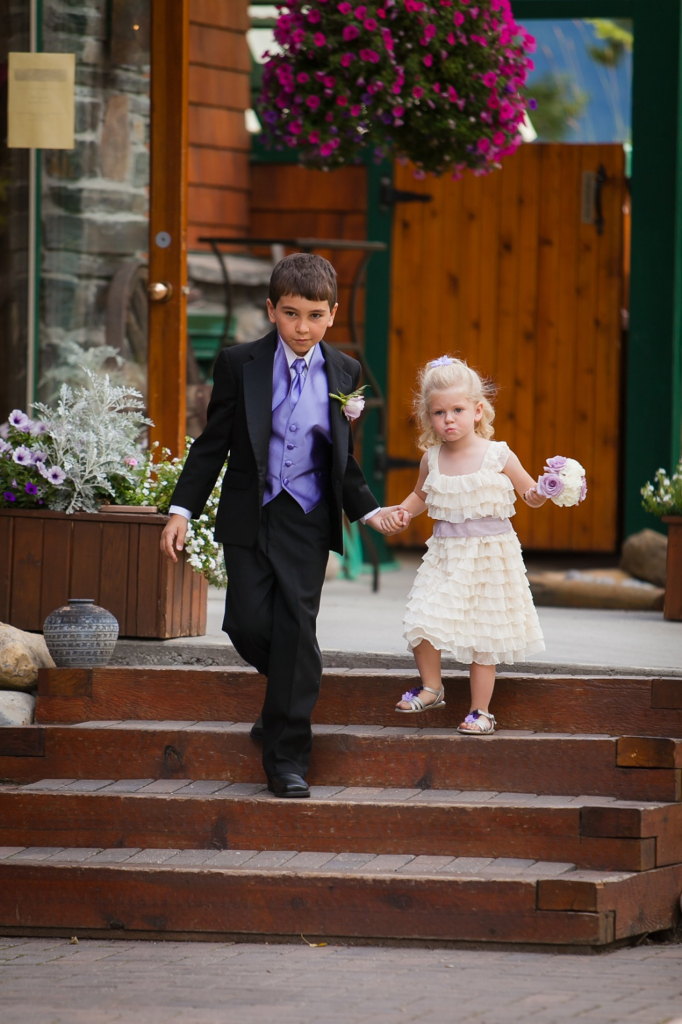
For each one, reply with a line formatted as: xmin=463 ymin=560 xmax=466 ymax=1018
xmin=32 ymin=371 xmax=152 ymax=513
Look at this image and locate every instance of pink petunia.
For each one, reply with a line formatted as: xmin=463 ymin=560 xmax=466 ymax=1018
xmin=340 ymin=52 xmax=354 ymax=66
xmin=453 ymin=10 xmax=465 ymax=25
xmin=320 ymin=142 xmax=335 ymax=156
xmin=447 ymin=85 xmax=458 ymax=102
xmin=343 ymin=24 xmax=359 ymax=40
xmin=413 ymin=86 xmax=424 ymax=99
xmin=493 ymin=131 xmax=505 ymax=146
xmin=499 ymin=100 xmax=514 ymax=120
xmin=306 ymin=94 xmax=321 ymax=109
xmin=323 ymin=75 xmax=336 ymax=87
xmin=337 ymin=95 xmax=348 ymax=105
xmin=393 ymin=105 xmax=404 ymax=117
xmin=338 ymin=1 xmax=352 ymax=11
xmin=381 ymin=28 xmax=394 ymax=50
xmin=354 ymin=4 xmax=367 ymax=17
xmin=308 ymin=130 xmax=320 ymax=144
xmin=288 ymin=120 xmax=303 ymax=134
xmin=433 ymin=82 xmax=441 ymax=93
xmin=364 ymin=18 xmax=378 ymax=30
xmin=446 ymin=32 xmax=455 ymax=44
xmin=313 ymin=32 xmax=326 ymax=46
xmin=482 ymin=71 xmax=497 ymax=87
xmin=308 ymin=9 xmax=321 ymax=22
xmin=296 ymin=72 xmax=310 ymax=83
xmin=423 ymin=54 xmax=433 ymax=66
xmin=477 ymin=137 xmax=490 ymax=152
xmin=350 ymin=104 xmax=362 ymax=116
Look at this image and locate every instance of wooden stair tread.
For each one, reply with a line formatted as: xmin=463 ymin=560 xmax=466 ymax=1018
xmin=35 ymin=667 xmax=682 ymax=737
xmin=2 ymin=722 xmax=679 ymax=801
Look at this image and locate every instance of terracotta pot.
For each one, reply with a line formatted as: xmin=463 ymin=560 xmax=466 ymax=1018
xmin=662 ymin=516 xmax=682 ymax=621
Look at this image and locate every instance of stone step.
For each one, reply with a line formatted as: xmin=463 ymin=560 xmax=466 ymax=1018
xmin=1 ymin=722 xmax=680 ymax=802
xmin=1 ymin=845 xmax=680 ymax=947
xmin=34 ymin=667 xmax=682 ymax=737
xmin=0 ymin=780 xmax=679 ymax=872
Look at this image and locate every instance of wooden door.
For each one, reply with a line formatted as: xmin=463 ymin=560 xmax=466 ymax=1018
xmin=386 ymin=144 xmax=625 ymax=552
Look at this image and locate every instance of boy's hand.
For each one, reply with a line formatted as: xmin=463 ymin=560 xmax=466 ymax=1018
xmin=160 ymin=513 xmax=189 ymax=562
xmin=523 ymin=486 xmax=547 ymax=509
xmin=370 ymin=505 xmax=411 ymax=535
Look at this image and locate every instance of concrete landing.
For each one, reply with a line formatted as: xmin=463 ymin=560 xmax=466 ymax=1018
xmin=112 ymin=556 xmax=682 ymax=676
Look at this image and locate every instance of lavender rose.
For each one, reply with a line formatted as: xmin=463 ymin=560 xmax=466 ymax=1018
xmin=343 ymin=396 xmax=365 ymax=421
xmin=536 ymin=473 xmax=565 ymax=499
xmin=545 ymin=455 xmax=568 ymax=473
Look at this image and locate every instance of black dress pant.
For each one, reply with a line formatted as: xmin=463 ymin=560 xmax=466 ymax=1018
xmin=222 ymin=490 xmax=331 ymax=778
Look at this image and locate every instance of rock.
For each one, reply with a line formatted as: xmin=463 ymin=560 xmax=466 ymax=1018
xmin=0 ymin=623 xmax=55 ymax=692
xmin=621 ymin=529 xmax=668 ymax=588
xmin=0 ymin=691 xmax=35 ymax=726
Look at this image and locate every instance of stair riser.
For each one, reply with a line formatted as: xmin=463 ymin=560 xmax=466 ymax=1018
xmin=0 ymin=864 xmax=615 ymax=946
xmin=35 ymin=669 xmax=682 ymax=737
xmin=0 ymin=793 xmax=659 ymax=871
xmin=0 ymin=730 xmax=679 ymax=801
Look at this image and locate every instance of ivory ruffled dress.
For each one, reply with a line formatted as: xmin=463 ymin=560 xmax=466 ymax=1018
xmin=403 ymin=440 xmax=545 ymax=665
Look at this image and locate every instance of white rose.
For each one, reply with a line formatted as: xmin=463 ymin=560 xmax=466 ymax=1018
xmin=343 ymin=396 xmax=365 ymax=421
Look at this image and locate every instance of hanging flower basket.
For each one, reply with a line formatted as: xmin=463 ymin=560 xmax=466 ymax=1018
xmin=258 ymin=0 xmax=536 ymax=177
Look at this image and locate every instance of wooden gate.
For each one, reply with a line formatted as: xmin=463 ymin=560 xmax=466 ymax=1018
xmin=385 ymin=144 xmax=626 ymax=552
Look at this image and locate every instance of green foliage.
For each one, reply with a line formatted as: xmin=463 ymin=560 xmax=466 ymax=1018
xmin=641 ymin=460 xmax=682 ymax=519
xmin=525 ymin=73 xmax=589 ymax=141
xmin=585 ymin=18 xmax=633 ymax=68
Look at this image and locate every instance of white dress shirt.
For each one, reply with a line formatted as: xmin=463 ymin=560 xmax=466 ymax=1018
xmin=169 ymin=334 xmax=380 ymax=524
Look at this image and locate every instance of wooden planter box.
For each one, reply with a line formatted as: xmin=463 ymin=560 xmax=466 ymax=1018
xmin=662 ymin=516 xmax=682 ymax=621
xmin=0 ymin=508 xmax=208 ymax=639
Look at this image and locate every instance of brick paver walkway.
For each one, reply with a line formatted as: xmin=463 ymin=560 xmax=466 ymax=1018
xmin=1 ymin=938 xmax=681 ymax=1024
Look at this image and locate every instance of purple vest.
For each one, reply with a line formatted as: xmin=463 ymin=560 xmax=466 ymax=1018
xmin=263 ymin=340 xmax=332 ymax=513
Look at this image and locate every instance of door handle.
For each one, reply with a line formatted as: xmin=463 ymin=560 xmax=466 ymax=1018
xmin=594 ymin=164 xmax=607 ymax=236
xmin=148 ymin=281 xmax=173 ymax=302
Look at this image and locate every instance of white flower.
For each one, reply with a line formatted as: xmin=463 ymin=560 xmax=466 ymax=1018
xmin=8 ymin=410 xmax=30 ymax=431
xmin=12 ymin=446 xmax=33 ymax=465
xmin=343 ymin=396 xmax=365 ymax=421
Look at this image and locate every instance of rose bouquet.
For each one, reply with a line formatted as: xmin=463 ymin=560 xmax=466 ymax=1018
xmin=258 ymin=0 xmax=536 ymax=176
xmin=536 ymin=456 xmax=587 ymax=508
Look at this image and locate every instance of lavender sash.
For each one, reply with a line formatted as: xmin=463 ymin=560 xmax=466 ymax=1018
xmin=432 ymin=517 xmax=512 ymax=538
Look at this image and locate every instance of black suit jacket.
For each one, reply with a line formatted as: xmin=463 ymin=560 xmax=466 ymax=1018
xmin=170 ymin=330 xmax=379 ymax=554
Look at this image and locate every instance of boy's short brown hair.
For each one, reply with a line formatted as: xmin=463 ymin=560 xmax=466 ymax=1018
xmin=268 ymin=252 xmax=337 ymax=308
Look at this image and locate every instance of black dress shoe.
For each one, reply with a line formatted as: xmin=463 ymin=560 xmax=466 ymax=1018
xmin=250 ymin=716 xmax=264 ymax=741
xmin=267 ymin=773 xmax=310 ymax=798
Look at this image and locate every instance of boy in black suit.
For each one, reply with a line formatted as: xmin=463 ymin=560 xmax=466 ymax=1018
xmin=161 ymin=254 xmax=395 ymax=797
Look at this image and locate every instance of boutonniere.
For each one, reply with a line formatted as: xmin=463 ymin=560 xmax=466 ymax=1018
xmin=329 ymin=386 xmax=367 ymax=422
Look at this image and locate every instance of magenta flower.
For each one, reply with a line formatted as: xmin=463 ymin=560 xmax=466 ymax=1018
xmin=477 ymin=137 xmax=490 ymax=152
xmin=313 ymin=32 xmax=326 ymax=46
xmin=337 ymin=95 xmax=348 ymax=106
xmin=424 ymin=23 xmax=437 ymax=40
xmin=493 ymin=131 xmax=505 ymax=146
xmin=381 ymin=28 xmax=394 ymax=49
xmin=393 ymin=105 xmax=404 ymax=117
xmin=288 ymin=120 xmax=303 ymax=134
xmin=499 ymin=100 xmax=514 ymax=120
xmin=338 ymin=1 xmax=352 ymax=11
xmin=320 ymin=142 xmax=335 ymax=157
xmin=308 ymin=9 xmax=321 ymax=23
xmin=453 ymin=10 xmax=465 ymax=25
xmin=413 ymin=86 xmax=424 ymax=99
xmin=306 ymin=95 xmax=321 ymax=110
xmin=536 ymin=474 xmax=565 ymax=499
xmin=296 ymin=72 xmax=309 ymax=83
xmin=323 ymin=75 xmax=336 ymax=87
xmin=354 ymin=5 xmax=367 ymax=17
xmin=340 ymin=52 xmax=354 ymax=66
xmin=364 ymin=18 xmax=378 ymax=30
xmin=343 ymin=24 xmax=359 ymax=40
xmin=423 ymin=54 xmax=433 ymax=67
xmin=482 ymin=71 xmax=498 ymax=87
xmin=291 ymin=28 xmax=305 ymax=45
xmin=350 ymin=104 xmax=362 ymax=116
xmin=308 ymin=130 xmax=320 ymax=143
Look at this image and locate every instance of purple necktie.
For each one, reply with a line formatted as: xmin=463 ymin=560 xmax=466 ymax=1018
xmin=290 ymin=358 xmax=307 ymax=408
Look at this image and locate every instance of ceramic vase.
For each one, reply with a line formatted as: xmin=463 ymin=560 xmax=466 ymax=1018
xmin=43 ymin=598 xmax=119 ymax=668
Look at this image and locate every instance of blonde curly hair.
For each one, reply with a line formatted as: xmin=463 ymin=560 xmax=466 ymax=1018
xmin=415 ymin=357 xmax=496 ymax=451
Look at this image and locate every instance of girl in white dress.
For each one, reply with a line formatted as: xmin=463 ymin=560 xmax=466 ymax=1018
xmin=380 ymin=356 xmax=547 ymax=734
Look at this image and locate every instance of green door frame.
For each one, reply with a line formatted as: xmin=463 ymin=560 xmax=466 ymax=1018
xmin=364 ymin=0 xmax=682 ymax=544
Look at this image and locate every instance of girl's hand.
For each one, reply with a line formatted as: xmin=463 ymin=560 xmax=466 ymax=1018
xmin=523 ymin=486 xmax=546 ymax=509
xmin=376 ymin=506 xmax=411 ymax=534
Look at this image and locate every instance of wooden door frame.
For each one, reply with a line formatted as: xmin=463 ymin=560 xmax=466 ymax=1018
xmin=364 ymin=0 xmax=682 ymax=541
xmin=148 ymin=0 xmax=190 ymax=457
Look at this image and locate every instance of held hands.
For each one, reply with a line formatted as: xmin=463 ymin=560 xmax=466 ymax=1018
xmin=368 ymin=505 xmax=412 ymax=535
xmin=160 ymin=513 xmax=189 ymax=562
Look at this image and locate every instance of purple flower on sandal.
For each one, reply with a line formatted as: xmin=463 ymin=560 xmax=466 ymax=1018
xmin=401 ymin=686 xmax=422 ymax=702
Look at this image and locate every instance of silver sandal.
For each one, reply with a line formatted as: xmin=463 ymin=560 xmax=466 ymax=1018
xmin=396 ymin=685 xmax=446 ymax=714
xmin=457 ymin=709 xmax=496 ymax=734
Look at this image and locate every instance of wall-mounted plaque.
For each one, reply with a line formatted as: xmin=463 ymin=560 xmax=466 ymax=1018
xmin=7 ymin=52 xmax=75 ymax=149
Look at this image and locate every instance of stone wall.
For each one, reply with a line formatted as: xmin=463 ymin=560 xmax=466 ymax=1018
xmin=38 ymin=0 xmax=150 ymax=400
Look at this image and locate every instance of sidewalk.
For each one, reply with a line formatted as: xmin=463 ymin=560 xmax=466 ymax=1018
xmin=2 ymin=937 xmax=682 ymax=1024
xmin=115 ymin=555 xmax=682 ymax=675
